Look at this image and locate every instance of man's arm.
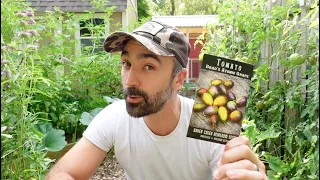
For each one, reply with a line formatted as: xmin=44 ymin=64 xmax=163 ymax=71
xmin=45 ymin=137 xmax=106 ymax=180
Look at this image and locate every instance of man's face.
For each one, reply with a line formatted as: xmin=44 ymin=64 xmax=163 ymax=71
xmin=121 ymin=40 xmax=176 ymax=118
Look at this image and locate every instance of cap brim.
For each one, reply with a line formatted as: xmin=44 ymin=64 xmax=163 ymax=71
xmin=103 ymin=32 xmax=174 ymax=56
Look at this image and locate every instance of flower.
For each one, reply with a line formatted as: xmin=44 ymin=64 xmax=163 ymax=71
xmin=26 ymin=44 xmax=39 ymax=50
xmin=1 ymin=68 xmax=11 ymax=78
xmin=20 ymin=20 xmax=28 ymax=26
xmin=4 ymin=82 xmax=10 ymax=89
xmin=1 ymin=59 xmax=9 ymax=64
xmin=25 ymin=10 xmax=35 ymax=17
xmin=17 ymin=31 xmax=32 ymax=38
xmin=1 ymin=46 xmax=7 ymax=52
xmin=16 ymin=11 xmax=27 ymax=17
xmin=26 ymin=30 xmax=38 ymax=36
xmin=27 ymin=19 xmax=36 ymax=24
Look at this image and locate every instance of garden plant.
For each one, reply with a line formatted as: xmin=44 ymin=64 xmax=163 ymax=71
xmin=1 ymin=0 xmax=124 ymax=179
xmin=196 ymin=0 xmax=319 ymax=179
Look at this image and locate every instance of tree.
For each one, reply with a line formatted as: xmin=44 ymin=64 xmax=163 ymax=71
xmin=138 ymin=0 xmax=152 ymax=22
xmin=177 ymin=0 xmax=218 ymax=15
xmin=170 ymin=0 xmax=175 ymax=15
xmin=150 ymin=0 xmax=218 ymax=15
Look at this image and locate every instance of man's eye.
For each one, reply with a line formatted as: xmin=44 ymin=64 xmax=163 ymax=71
xmin=121 ymin=61 xmax=131 ymax=67
xmin=144 ymin=65 xmax=155 ymax=70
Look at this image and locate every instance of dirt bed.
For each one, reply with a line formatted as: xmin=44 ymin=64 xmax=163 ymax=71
xmin=91 ymin=155 xmax=126 ymax=180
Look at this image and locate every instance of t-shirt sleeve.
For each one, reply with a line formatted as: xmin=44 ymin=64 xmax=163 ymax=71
xmin=83 ymin=103 xmax=119 ymax=152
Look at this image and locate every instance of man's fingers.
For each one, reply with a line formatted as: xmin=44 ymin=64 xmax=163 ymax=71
xmin=257 ymin=160 xmax=266 ymax=173
xmin=213 ymin=159 xmax=258 ymax=180
xmin=224 ymin=136 xmax=250 ymax=152
xmin=225 ymin=169 xmax=266 ymax=180
xmin=220 ymin=144 xmax=258 ymax=165
xmin=213 ymin=169 xmax=266 ymax=180
xmin=213 ymin=136 xmax=268 ymax=180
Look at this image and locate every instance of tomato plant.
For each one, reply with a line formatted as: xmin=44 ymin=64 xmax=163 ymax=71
xmin=198 ymin=0 xmax=319 ymax=179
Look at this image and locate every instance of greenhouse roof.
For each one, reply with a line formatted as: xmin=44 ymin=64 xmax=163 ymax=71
xmin=152 ymin=15 xmax=219 ymax=27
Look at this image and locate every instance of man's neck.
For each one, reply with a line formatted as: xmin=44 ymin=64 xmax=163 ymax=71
xmin=143 ymin=94 xmax=181 ymax=136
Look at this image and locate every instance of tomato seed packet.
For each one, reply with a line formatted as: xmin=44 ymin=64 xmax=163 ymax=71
xmin=186 ymin=54 xmax=254 ymax=144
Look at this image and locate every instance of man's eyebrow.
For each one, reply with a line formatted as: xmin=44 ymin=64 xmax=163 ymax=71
xmin=121 ymin=50 xmax=161 ymax=64
xmin=121 ymin=50 xmax=128 ymax=57
xmin=138 ymin=53 xmax=161 ymax=64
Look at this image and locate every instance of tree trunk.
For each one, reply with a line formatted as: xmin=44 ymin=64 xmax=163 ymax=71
xmin=170 ymin=0 xmax=175 ymax=15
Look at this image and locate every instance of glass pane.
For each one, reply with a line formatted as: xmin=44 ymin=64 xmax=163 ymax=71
xmin=80 ymin=38 xmax=105 ymax=54
xmin=80 ymin=18 xmax=105 ymax=37
xmin=80 ymin=19 xmax=90 ymax=28
xmin=93 ymin=18 xmax=105 ymax=37
xmin=80 ymin=20 xmax=85 ymax=28
xmin=80 ymin=28 xmax=91 ymax=37
xmin=93 ymin=18 xmax=104 ymax=26
xmin=80 ymin=19 xmax=91 ymax=37
xmin=93 ymin=27 xmax=105 ymax=37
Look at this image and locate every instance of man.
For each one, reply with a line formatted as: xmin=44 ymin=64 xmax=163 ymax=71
xmin=46 ymin=21 xmax=268 ymax=180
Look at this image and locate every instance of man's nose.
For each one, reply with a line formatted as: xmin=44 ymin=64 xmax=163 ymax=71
xmin=125 ymin=69 xmax=140 ymax=87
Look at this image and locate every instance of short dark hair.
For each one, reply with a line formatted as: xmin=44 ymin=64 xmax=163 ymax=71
xmin=171 ymin=57 xmax=183 ymax=79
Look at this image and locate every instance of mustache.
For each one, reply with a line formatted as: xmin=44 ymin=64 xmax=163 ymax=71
xmin=123 ymin=87 xmax=148 ymax=101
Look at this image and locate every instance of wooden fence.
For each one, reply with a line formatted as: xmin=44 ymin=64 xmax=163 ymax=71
xmin=262 ymin=0 xmax=318 ymax=86
xmin=260 ymin=0 xmax=319 ymax=129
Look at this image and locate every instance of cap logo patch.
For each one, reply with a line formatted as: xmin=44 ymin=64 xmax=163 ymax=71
xmin=133 ymin=21 xmax=164 ymax=36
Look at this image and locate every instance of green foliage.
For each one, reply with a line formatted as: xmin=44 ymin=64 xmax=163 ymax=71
xmin=138 ymin=0 xmax=152 ymax=22
xmin=150 ymin=0 xmax=174 ymax=15
xmin=150 ymin=0 xmax=218 ymax=15
xmin=80 ymin=107 xmax=104 ymax=126
xmin=1 ymin=0 xmax=55 ymax=178
xmin=34 ymin=122 xmax=68 ymax=152
xmin=200 ymin=0 xmax=319 ymax=179
xmin=177 ymin=0 xmax=218 ymax=15
xmin=42 ymin=129 xmax=68 ymax=152
xmin=27 ymin=7 xmax=123 ymax=139
xmin=196 ymin=0 xmax=268 ymax=63
xmin=79 ymin=96 xmax=120 ymax=125
xmin=1 ymin=0 xmax=123 ymax=178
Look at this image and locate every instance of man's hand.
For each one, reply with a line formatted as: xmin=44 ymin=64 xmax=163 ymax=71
xmin=213 ymin=136 xmax=268 ymax=180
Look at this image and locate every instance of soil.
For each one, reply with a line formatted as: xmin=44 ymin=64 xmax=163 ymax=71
xmin=91 ymin=155 xmax=126 ymax=180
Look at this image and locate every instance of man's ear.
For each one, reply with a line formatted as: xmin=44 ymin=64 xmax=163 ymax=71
xmin=173 ymin=68 xmax=187 ymax=91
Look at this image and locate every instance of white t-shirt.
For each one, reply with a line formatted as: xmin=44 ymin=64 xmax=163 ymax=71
xmin=83 ymin=95 xmax=225 ymax=180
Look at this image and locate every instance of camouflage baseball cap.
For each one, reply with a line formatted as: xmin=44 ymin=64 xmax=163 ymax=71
xmin=103 ymin=21 xmax=191 ymax=68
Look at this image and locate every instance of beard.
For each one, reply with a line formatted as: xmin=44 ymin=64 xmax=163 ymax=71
xmin=123 ymin=80 xmax=174 ymax=118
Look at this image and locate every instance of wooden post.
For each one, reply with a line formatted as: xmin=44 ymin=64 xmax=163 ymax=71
xmin=298 ymin=0 xmax=308 ymax=102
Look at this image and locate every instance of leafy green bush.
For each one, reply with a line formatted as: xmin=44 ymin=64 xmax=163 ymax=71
xmin=1 ymin=0 xmax=123 ymax=178
xmin=25 ymin=4 xmax=123 ymax=141
xmin=1 ymin=1 xmax=57 ymax=178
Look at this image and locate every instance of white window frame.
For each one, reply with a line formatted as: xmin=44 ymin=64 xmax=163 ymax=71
xmin=75 ymin=13 xmax=110 ymax=56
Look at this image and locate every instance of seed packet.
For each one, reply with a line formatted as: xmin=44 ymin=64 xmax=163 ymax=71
xmin=186 ymin=54 xmax=254 ymax=144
